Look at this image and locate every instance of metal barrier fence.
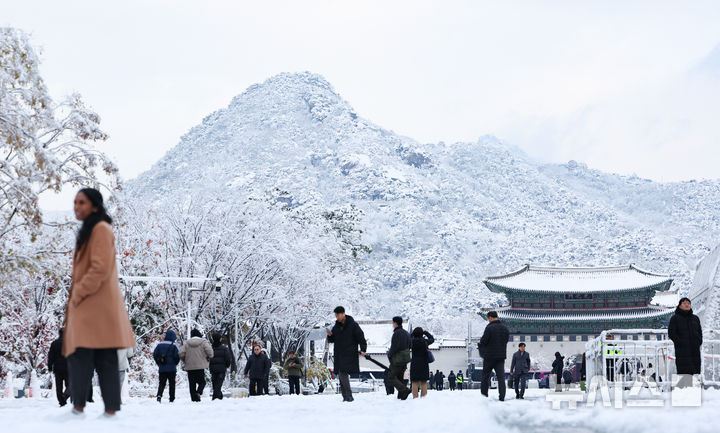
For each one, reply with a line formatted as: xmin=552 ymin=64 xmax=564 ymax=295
xmin=586 ymin=328 xmax=720 ymax=390
xmin=585 ymin=329 xmax=673 ymax=391
xmin=699 ymin=330 xmax=720 ymax=388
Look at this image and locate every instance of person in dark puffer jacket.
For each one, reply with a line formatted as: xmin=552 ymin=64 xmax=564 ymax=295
xmin=669 ymin=297 xmax=703 ymax=386
xmin=244 ymin=344 xmax=271 ymax=396
xmin=209 ymin=333 xmax=232 ymax=400
xmin=153 ymin=329 xmax=180 ymax=403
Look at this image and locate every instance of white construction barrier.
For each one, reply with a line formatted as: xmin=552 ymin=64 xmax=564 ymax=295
xmin=28 ymin=370 xmax=40 ymax=398
xmin=121 ymin=373 xmax=131 ymax=401
xmin=3 ymin=371 xmax=12 ymax=398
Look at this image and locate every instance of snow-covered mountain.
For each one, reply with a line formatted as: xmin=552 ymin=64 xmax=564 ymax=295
xmin=127 ymin=72 xmax=720 ymax=332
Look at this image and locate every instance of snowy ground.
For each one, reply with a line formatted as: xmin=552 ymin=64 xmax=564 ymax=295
xmin=1 ymin=388 xmax=718 ymax=433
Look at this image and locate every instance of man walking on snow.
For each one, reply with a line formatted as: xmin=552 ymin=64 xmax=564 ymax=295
xmin=510 ymin=342 xmax=530 ymax=399
xmin=386 ymin=316 xmax=411 ymax=400
xmin=326 ymin=306 xmax=367 ymax=402
xmin=479 ymin=311 xmax=510 ymax=401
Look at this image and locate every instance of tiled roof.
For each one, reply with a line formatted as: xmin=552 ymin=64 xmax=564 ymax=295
xmin=484 ymin=264 xmax=672 ymax=293
xmin=486 ymin=307 xmax=673 ymax=322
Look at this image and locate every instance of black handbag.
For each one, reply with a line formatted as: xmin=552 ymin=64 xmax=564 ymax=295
xmin=427 ymin=349 xmax=435 ymax=363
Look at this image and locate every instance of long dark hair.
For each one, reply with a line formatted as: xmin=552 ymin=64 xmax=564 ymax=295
xmin=76 ymin=188 xmax=112 ymax=249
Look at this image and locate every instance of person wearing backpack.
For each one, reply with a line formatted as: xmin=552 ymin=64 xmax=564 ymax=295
xmin=153 ymin=329 xmax=180 ymax=403
xmin=409 ymin=327 xmax=434 ymax=398
xmin=386 ymin=316 xmax=411 ymax=400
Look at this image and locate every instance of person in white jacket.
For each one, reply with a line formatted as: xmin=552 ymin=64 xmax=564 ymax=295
xmin=117 ymin=347 xmax=135 ymax=392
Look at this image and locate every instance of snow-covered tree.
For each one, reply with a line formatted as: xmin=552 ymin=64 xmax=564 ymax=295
xmin=0 ymin=27 xmax=117 ymax=277
xmin=113 ymin=193 xmax=355 ymax=390
xmin=0 ymin=27 xmax=116 ymax=381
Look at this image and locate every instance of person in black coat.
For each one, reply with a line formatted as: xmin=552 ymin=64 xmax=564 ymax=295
xmin=326 ymin=306 xmax=367 ymax=402
xmin=386 ymin=317 xmax=412 ymax=400
xmin=448 ymin=371 xmax=456 ymax=390
xmin=409 ymin=327 xmax=435 ymax=398
xmin=668 ymin=297 xmax=703 ymax=382
xmin=48 ymin=328 xmax=70 ymax=407
xmin=552 ymin=352 xmax=564 ymax=390
xmin=434 ymin=370 xmax=444 ymax=391
xmin=478 ymin=311 xmax=510 ymax=401
xmin=209 ymin=333 xmax=232 ymax=400
xmin=244 ymin=344 xmax=271 ymax=396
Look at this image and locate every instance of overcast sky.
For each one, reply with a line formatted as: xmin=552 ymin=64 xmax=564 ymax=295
xmin=4 ymin=0 xmax=720 ymax=210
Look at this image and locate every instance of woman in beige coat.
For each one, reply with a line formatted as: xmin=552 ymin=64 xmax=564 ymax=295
xmin=63 ymin=188 xmax=135 ymax=417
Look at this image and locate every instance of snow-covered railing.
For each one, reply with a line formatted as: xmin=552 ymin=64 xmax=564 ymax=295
xmin=586 ymin=329 xmax=720 ymax=390
xmin=700 ymin=330 xmax=720 ymax=388
xmin=585 ymin=329 xmax=673 ymax=391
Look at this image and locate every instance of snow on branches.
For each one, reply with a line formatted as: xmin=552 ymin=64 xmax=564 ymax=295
xmin=0 ymin=27 xmax=117 ymax=381
xmin=0 ymin=27 xmax=117 ymax=275
xmin=114 ymin=194 xmax=355 ymax=389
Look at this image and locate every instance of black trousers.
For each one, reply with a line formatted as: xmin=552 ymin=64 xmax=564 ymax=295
xmin=606 ymin=359 xmax=615 ymax=381
xmin=67 ymin=348 xmax=120 ymax=412
xmin=54 ymin=372 xmax=70 ymax=406
xmin=249 ymin=378 xmax=263 ymax=396
xmin=481 ymin=358 xmax=506 ymax=400
xmin=288 ymin=376 xmax=301 ymax=395
xmin=263 ymin=376 xmax=270 ymax=394
xmin=211 ymin=371 xmax=225 ymax=400
xmin=388 ymin=364 xmax=408 ymax=396
xmin=187 ymin=370 xmax=206 ymax=401
xmin=338 ymin=372 xmax=352 ymax=401
xmin=514 ymin=372 xmax=528 ymax=397
xmin=157 ymin=372 xmax=176 ymax=401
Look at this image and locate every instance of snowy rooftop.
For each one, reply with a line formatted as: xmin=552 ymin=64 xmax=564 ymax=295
xmin=428 ymin=338 xmax=466 ymax=349
xmin=484 ymin=264 xmax=673 ymax=293
xmin=493 ymin=307 xmax=673 ymax=322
